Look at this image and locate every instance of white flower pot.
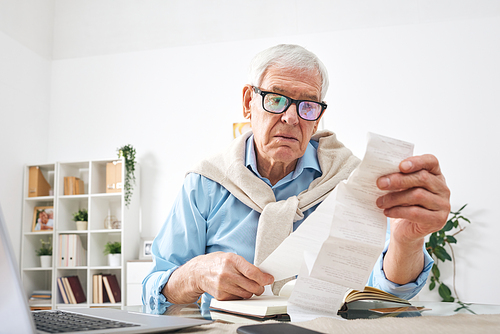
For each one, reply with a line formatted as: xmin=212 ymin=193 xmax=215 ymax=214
xmin=108 ymin=253 xmax=121 ymax=267
xmin=76 ymin=221 xmax=88 ymax=230
xmin=40 ymin=255 xmax=52 ymax=268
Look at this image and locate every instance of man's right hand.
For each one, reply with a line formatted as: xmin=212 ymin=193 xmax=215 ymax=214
xmin=161 ymin=252 xmax=274 ymax=304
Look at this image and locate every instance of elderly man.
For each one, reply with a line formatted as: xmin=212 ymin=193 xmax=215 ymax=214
xmin=142 ymin=44 xmax=450 ymax=310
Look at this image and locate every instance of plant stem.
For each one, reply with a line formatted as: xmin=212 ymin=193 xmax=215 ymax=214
xmin=447 ymin=242 xmax=460 ymax=301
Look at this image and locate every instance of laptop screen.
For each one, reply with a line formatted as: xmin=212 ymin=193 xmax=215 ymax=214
xmin=0 ymin=204 xmax=37 ymax=333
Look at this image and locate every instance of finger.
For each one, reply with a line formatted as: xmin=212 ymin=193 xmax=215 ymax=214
xmin=377 ymin=169 xmax=449 ymax=195
xmin=204 ymin=253 xmax=272 ymax=299
xmin=376 ymin=187 xmax=448 ymax=211
xmin=398 ymin=154 xmax=442 ymax=176
xmin=234 ymin=255 xmax=274 ymax=286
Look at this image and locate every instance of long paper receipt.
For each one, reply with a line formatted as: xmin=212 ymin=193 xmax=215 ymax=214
xmin=258 ymin=132 xmax=414 ymax=320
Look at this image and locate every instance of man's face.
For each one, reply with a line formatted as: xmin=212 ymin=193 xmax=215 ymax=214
xmin=40 ymin=211 xmax=48 ymax=224
xmin=243 ymin=66 xmax=323 ymax=172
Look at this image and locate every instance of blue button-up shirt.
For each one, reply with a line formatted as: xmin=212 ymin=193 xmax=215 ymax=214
xmin=142 ymin=135 xmax=433 ymax=311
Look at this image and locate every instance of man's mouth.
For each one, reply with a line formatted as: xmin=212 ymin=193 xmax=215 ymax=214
xmin=275 ymin=134 xmax=298 ymax=142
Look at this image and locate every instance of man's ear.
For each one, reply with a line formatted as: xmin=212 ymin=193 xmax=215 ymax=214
xmin=242 ymin=85 xmax=253 ymax=119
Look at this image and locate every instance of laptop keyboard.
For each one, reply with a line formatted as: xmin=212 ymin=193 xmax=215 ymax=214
xmin=33 ymin=310 xmax=140 ymax=333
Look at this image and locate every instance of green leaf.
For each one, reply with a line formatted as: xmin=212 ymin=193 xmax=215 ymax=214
xmin=433 ymin=246 xmax=452 ymax=262
xmin=431 ymin=264 xmax=440 ymax=280
xmin=458 ymin=216 xmax=471 ymax=224
xmin=442 ymin=220 xmax=454 ymax=232
xmin=428 ymin=233 xmax=438 ymax=248
xmin=438 ymin=283 xmax=454 ymax=302
xmin=429 ymin=281 xmax=436 ymax=291
xmin=446 ymin=235 xmax=457 ymax=244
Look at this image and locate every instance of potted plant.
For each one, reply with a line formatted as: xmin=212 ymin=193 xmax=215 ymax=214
xmin=35 ymin=237 xmax=52 ymax=268
xmin=117 ymin=144 xmax=136 ymax=208
xmin=426 ymin=204 xmax=473 ymax=313
xmin=104 ymin=241 xmax=121 ymax=266
xmin=72 ymin=208 xmax=88 ymax=230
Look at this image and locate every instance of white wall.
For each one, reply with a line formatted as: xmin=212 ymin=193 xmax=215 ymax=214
xmin=0 ymin=32 xmax=52 ymax=262
xmin=2 ymin=0 xmax=499 ymax=305
xmin=0 ymin=0 xmax=54 ymax=263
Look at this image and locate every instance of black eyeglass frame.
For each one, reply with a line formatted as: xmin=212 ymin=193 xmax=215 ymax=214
xmin=252 ymin=86 xmax=327 ymax=121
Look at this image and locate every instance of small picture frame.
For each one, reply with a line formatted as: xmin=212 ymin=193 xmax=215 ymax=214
xmin=139 ymin=238 xmax=154 ymax=260
xmin=32 ymin=206 xmax=54 ymax=232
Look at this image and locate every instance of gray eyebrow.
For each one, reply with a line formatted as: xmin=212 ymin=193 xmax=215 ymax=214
xmin=270 ymin=86 xmax=320 ymax=102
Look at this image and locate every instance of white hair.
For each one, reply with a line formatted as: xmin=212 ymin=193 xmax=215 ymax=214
xmin=247 ymin=44 xmax=329 ymax=100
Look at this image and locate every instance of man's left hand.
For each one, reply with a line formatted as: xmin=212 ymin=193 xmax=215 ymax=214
xmin=376 ymin=154 xmax=450 ymax=284
xmin=376 ymin=154 xmax=451 ymax=244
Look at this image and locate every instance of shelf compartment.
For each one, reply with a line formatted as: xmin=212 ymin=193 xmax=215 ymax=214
xmin=90 ymin=195 xmax=122 ymax=230
xmin=89 ymin=232 xmax=121 ymax=267
xmin=90 ymin=159 xmax=124 ymax=195
xmin=25 ymin=164 xmax=56 ymax=198
xmin=58 ymin=162 xmax=90 ymax=196
xmin=22 ymin=270 xmax=53 ymax=301
xmin=22 ymin=234 xmax=54 ymax=268
xmin=89 ymin=268 xmax=122 ymax=306
xmin=55 ymin=268 xmax=88 ymax=305
xmin=22 ymin=200 xmax=55 ymax=234
xmin=57 ymin=197 xmax=89 ymax=231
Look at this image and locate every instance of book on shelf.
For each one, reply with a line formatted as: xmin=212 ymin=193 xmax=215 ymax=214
xmin=64 ymin=176 xmax=84 ymax=195
xmin=58 ymin=234 xmax=86 ymax=267
xmin=29 ymin=298 xmax=52 ymax=306
xmin=209 ymin=286 xmax=424 ymax=319
xmin=102 ymin=274 xmax=121 ymax=303
xmin=66 ymin=276 xmax=87 ymax=304
xmin=58 ymin=276 xmax=86 ymax=304
xmin=93 ymin=274 xmax=111 ymax=304
xmin=28 ymin=166 xmax=51 ymax=197
xmin=57 ymin=277 xmax=69 ymax=304
xmin=30 ymin=290 xmax=52 ymax=299
xmin=62 ymin=277 xmax=76 ymax=304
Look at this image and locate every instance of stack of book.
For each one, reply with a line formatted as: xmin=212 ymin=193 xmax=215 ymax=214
xmin=92 ymin=274 xmax=121 ymax=304
xmin=29 ymin=290 xmax=52 ymax=310
xmin=57 ymin=276 xmax=86 ymax=304
xmin=58 ymin=234 xmax=86 ymax=267
xmin=64 ymin=176 xmax=84 ymax=195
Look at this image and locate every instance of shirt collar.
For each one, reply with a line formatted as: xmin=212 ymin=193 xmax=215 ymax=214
xmin=245 ymin=134 xmax=321 ymax=182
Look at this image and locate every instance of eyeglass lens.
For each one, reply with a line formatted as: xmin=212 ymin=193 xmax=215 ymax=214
xmin=263 ymin=93 xmax=322 ymax=121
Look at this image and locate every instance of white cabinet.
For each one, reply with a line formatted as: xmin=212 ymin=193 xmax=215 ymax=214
xmin=20 ymin=159 xmax=140 ymax=309
xmin=126 ymin=261 xmax=152 ymax=306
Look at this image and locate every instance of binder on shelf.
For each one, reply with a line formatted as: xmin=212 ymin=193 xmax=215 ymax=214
xmin=58 ymin=234 xmax=86 ymax=267
xmin=106 ymin=161 xmax=123 ymax=193
xmin=28 ymin=166 xmax=51 ymax=197
xmin=64 ymin=176 xmax=84 ymax=195
xmin=102 ymin=274 xmax=121 ymax=303
xmin=67 ymin=234 xmax=76 ymax=267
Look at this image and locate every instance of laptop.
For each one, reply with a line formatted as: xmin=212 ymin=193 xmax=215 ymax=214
xmin=0 ymin=204 xmax=211 ymax=333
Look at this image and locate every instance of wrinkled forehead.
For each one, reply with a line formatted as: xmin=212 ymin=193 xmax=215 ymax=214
xmin=260 ymin=65 xmax=322 ymax=101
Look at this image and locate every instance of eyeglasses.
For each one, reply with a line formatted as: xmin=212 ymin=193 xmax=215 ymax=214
xmin=252 ymin=86 xmax=327 ymax=121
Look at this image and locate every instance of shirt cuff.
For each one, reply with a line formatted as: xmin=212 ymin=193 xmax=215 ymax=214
xmin=367 ymin=242 xmax=434 ymax=300
xmin=142 ymin=265 xmax=179 ymax=311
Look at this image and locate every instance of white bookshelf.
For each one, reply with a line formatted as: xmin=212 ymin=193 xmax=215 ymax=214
xmin=20 ymin=159 xmax=140 ymax=310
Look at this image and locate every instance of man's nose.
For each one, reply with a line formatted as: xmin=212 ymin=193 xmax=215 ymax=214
xmin=281 ymin=103 xmax=299 ymax=125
